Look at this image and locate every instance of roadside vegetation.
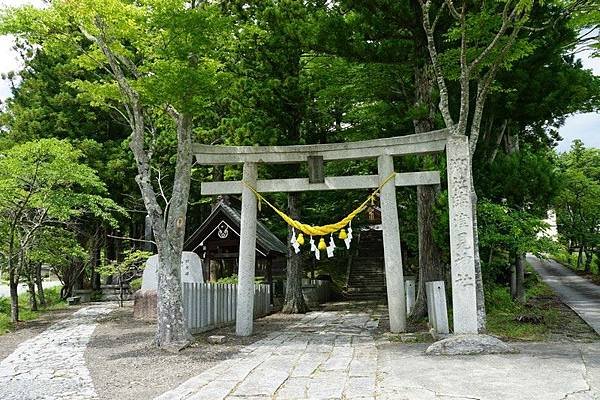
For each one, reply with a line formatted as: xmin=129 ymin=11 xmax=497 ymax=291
xmin=0 ymin=287 xmax=66 ymax=335
xmin=0 ymin=0 xmax=597 ymax=347
xmin=486 ymin=265 xmax=597 ymax=341
xmin=552 ymin=141 xmax=600 ymax=285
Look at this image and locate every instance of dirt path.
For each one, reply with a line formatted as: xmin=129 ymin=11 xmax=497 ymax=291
xmin=85 ymin=304 xmax=304 ymax=400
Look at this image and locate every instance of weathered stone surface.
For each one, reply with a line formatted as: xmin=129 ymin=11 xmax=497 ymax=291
xmin=378 ymin=154 xmax=406 ymax=333
xmin=207 ymin=335 xmax=226 ymax=344
xmin=155 ymin=309 xmax=379 ymax=400
xmin=133 ymin=288 xmax=157 ymax=320
xmin=155 ymin=308 xmax=599 ymax=400
xmin=446 ymin=135 xmax=478 ymax=334
xmin=236 ymin=162 xmax=258 ymax=337
xmin=425 ymin=334 xmax=517 ymax=356
xmin=0 ymin=305 xmax=115 ymax=400
xmin=141 ymin=251 xmax=204 ymax=291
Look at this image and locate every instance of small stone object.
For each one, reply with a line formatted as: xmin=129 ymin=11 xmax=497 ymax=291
xmin=207 ymin=335 xmax=226 ymax=344
xmin=133 ymin=289 xmax=157 ymax=320
xmin=67 ymin=296 xmax=81 ymax=306
xmin=425 ymin=334 xmax=518 ymax=356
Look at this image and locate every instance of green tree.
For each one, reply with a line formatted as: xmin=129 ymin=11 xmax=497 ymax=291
xmin=2 ymin=0 xmax=230 ymax=347
xmin=555 ymin=140 xmax=600 ymax=273
xmin=0 ymin=139 xmax=121 ymax=323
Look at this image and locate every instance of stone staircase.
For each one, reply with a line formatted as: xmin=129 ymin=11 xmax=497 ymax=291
xmin=345 ymin=230 xmax=387 ymax=300
xmin=100 ymin=284 xmax=133 ymax=301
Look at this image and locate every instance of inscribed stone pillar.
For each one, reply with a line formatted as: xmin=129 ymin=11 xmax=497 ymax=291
xmin=377 ymin=154 xmax=406 ymax=333
xmin=236 ymin=162 xmax=258 ymax=336
xmin=446 ymin=135 xmax=478 ymax=334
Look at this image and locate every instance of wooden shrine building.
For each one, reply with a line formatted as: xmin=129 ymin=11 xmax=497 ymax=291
xmin=184 ymin=200 xmax=287 ymax=283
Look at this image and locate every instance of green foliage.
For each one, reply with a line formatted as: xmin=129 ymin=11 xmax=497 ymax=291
xmin=0 ymin=138 xmax=124 ymax=226
xmin=485 ymin=271 xmax=566 ymax=341
xmin=554 ymin=141 xmax=600 ymax=272
xmin=0 ymin=286 xmax=66 ymax=335
xmin=129 ymin=277 xmax=143 ymax=292
xmin=478 ymin=200 xmax=558 ymax=256
xmin=476 ymin=149 xmax=560 ymax=215
xmin=98 ymin=250 xmax=151 ymax=277
xmin=216 ymin=274 xmax=238 ymax=284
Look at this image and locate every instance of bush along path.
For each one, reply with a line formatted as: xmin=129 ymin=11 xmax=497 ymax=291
xmin=0 ymin=304 xmax=115 ymax=400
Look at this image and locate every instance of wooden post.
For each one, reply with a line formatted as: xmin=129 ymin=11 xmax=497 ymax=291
xmin=377 ymin=154 xmax=406 ymax=333
xmin=236 ymin=162 xmax=258 ymax=336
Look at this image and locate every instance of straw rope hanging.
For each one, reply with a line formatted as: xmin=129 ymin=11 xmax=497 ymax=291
xmin=241 ymin=172 xmax=396 ymax=259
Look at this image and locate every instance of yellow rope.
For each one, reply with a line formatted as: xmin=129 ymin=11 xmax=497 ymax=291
xmin=242 ymin=172 xmax=396 ymax=237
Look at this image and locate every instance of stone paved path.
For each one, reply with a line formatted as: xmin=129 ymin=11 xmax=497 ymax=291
xmin=0 ymin=304 xmax=115 ymax=400
xmin=156 ymin=307 xmax=599 ymax=400
xmin=528 ymin=254 xmax=600 ymax=335
xmin=156 ymin=310 xmax=380 ymax=400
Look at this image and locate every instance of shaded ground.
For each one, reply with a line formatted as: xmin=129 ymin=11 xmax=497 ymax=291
xmin=86 ymin=302 xmax=305 ymax=400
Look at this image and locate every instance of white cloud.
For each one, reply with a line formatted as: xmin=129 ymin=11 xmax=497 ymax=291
xmin=557 ymin=45 xmax=600 ymax=151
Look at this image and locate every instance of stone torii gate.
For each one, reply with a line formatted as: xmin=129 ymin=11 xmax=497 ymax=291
xmin=194 ymin=129 xmax=478 ymax=337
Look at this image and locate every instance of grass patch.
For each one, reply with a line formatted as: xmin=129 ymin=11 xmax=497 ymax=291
xmin=552 ymin=249 xmax=600 ymax=284
xmin=484 ymin=268 xmax=591 ymax=341
xmin=0 ymin=286 xmax=67 ymax=335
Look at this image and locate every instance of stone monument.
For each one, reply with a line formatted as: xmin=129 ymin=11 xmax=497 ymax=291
xmin=134 ymin=251 xmax=204 ymax=320
xmin=141 ymin=251 xmax=204 ymax=290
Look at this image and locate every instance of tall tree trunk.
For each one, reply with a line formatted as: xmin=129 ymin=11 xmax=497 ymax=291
xmin=577 ymin=246 xmax=584 ymax=269
xmin=282 ymin=192 xmax=308 ymax=314
xmin=410 ymin=52 xmax=443 ymax=321
xmin=515 ymin=252 xmax=525 ymax=303
xmin=35 ymin=263 xmax=46 ymax=307
xmin=410 ymin=185 xmax=443 ymax=321
xmin=27 ymin=271 xmax=37 ymax=312
xmin=584 ymin=249 xmax=592 ymax=273
xmin=9 ymin=267 xmax=19 ymax=323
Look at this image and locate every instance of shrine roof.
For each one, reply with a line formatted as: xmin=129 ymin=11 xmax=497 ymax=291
xmin=184 ymin=201 xmax=287 ymax=256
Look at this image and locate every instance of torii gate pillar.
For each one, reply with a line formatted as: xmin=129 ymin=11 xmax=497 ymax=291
xmin=378 ymin=155 xmax=407 ymax=332
xmin=236 ymin=162 xmax=258 ymax=336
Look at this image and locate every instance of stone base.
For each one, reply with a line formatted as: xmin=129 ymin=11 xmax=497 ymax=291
xmin=133 ymin=289 xmax=157 ymax=320
xmin=425 ymin=334 xmax=518 ymax=356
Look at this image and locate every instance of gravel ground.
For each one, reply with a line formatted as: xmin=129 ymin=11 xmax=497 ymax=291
xmin=85 ymin=302 xmax=305 ymax=400
xmin=0 ymin=307 xmax=80 ymax=361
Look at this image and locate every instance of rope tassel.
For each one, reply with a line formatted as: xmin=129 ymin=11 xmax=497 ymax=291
xmin=241 ymin=172 xmax=396 ymax=255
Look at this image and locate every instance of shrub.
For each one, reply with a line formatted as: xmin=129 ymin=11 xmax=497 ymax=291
xmin=129 ymin=277 xmax=142 ymax=292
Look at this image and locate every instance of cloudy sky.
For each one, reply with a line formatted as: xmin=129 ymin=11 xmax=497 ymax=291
xmin=0 ymin=0 xmax=598 ymax=152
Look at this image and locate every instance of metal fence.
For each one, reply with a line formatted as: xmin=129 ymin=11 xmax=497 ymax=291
xmin=182 ymin=282 xmax=271 ymax=333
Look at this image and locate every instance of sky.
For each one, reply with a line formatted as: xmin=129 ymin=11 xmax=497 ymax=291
xmin=0 ymin=0 xmax=598 ymax=152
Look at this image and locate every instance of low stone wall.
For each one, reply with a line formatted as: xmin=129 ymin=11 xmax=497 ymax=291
xmin=301 ymin=279 xmax=331 ymax=307
xmin=133 ymin=289 xmax=157 ymax=320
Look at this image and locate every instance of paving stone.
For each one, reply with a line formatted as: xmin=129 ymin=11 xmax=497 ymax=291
xmin=0 ymin=304 xmax=116 ymax=400
xmin=306 ymin=370 xmax=347 ymax=399
xmin=186 ymin=379 xmax=238 ymax=400
xmin=290 ymin=353 xmax=328 ymax=377
xmin=344 ymin=375 xmax=376 ymax=398
xmin=274 ymin=377 xmax=310 ymax=399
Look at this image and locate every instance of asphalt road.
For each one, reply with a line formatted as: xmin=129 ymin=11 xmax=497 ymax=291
xmin=528 ymin=254 xmax=600 ymax=335
xmin=0 ymin=280 xmax=62 ymax=298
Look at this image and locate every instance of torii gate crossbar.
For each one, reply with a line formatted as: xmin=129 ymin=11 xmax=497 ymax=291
xmin=194 ymin=129 xmax=478 ymax=336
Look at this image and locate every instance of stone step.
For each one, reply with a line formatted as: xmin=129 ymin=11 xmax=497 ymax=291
xmin=101 ymin=293 xmax=133 ymax=301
